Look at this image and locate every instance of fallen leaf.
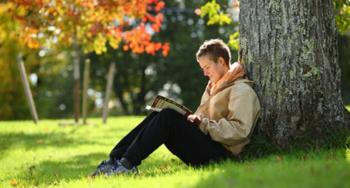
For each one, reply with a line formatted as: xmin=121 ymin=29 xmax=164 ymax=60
xmin=276 ymin=155 xmax=283 ymax=161
xmin=10 ymin=179 xmax=17 ymax=186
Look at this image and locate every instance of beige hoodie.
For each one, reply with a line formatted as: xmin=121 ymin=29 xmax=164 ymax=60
xmin=195 ymin=78 xmax=261 ymax=155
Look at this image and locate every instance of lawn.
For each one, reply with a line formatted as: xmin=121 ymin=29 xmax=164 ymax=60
xmin=0 ymin=116 xmax=349 ymax=188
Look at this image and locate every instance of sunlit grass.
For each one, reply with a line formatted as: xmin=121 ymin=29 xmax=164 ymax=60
xmin=346 ymin=105 xmax=350 ymax=111
xmin=0 ymin=117 xmax=349 ymax=188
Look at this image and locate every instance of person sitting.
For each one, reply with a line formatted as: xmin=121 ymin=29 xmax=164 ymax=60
xmin=91 ymin=39 xmax=261 ymax=176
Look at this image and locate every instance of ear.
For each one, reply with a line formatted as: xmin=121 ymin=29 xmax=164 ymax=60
xmin=217 ymin=57 xmax=227 ymax=67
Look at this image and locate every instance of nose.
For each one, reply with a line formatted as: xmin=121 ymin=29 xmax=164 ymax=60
xmin=203 ymin=70 xmax=209 ymax=76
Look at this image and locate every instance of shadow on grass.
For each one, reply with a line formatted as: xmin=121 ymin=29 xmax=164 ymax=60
xmin=0 ymin=131 xmax=103 ymax=159
xmin=16 ymin=152 xmax=106 ymax=187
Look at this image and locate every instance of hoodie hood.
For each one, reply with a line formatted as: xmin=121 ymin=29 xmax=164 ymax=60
xmin=207 ymin=62 xmax=247 ymax=95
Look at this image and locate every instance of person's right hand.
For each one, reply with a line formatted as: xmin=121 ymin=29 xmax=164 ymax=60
xmin=187 ymin=114 xmax=202 ymax=125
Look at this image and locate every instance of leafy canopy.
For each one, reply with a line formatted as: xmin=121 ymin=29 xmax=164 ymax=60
xmin=0 ymin=0 xmax=169 ymax=56
xmin=199 ymin=0 xmax=350 ymax=50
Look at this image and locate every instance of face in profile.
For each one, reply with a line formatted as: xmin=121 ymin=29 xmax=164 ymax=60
xmin=197 ymin=55 xmax=228 ymax=83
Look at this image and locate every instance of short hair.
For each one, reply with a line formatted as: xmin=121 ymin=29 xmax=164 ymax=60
xmin=196 ymin=39 xmax=231 ymax=66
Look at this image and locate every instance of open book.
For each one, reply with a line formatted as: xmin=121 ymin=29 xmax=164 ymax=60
xmin=145 ymin=95 xmax=193 ymax=116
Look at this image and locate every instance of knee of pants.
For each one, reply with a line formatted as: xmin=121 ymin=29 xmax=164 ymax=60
xmin=158 ymin=108 xmax=181 ymax=119
xmin=157 ymin=109 xmax=184 ymax=127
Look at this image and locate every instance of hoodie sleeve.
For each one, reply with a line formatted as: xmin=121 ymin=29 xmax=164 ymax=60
xmin=198 ymin=84 xmax=260 ymax=145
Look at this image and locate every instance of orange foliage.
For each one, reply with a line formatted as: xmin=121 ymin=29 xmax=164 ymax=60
xmin=5 ymin=0 xmax=169 ymax=56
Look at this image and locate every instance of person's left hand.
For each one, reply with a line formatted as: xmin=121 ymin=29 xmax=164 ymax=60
xmin=187 ymin=114 xmax=203 ymax=125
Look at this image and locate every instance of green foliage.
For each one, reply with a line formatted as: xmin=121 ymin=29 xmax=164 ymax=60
xmin=199 ymin=0 xmax=350 ymax=52
xmin=34 ymin=51 xmax=77 ymax=118
xmin=0 ymin=0 xmax=237 ymax=119
xmin=228 ymin=31 xmax=240 ymax=50
xmin=154 ymin=0 xmax=229 ymax=112
xmin=0 ymin=0 xmax=235 ymax=119
xmin=0 ymin=117 xmax=349 ymax=187
xmin=0 ymin=40 xmax=40 ymax=119
xmin=339 ymin=36 xmax=350 ymax=104
xmin=83 ymin=0 xmax=235 ymax=116
xmin=0 ymin=4 xmax=30 ymax=119
xmin=335 ymin=0 xmax=350 ymax=34
xmin=199 ymin=0 xmax=232 ymax=26
xmin=199 ymin=0 xmax=239 ymax=50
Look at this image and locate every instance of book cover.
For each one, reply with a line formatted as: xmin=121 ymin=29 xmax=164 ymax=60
xmin=146 ymin=95 xmax=193 ymax=116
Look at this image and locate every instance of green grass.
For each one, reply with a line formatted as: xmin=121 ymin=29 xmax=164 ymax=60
xmin=346 ymin=105 xmax=350 ymax=111
xmin=0 ymin=117 xmax=349 ymax=188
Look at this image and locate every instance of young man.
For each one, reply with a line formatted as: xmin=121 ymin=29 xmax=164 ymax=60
xmin=91 ymin=39 xmax=261 ymax=176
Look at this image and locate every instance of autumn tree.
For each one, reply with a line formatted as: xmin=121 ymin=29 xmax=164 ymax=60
xmin=239 ymin=0 xmax=350 ymax=148
xmin=2 ymin=0 xmax=169 ymax=121
xmin=0 ymin=3 xmax=40 ymax=119
xmin=85 ymin=0 xmax=235 ymax=116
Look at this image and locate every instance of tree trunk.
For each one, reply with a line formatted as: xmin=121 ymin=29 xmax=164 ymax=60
xmin=82 ymin=59 xmax=90 ymax=125
xmin=72 ymin=42 xmax=81 ymax=124
xmin=113 ymin=74 xmax=130 ymax=115
xmin=132 ymin=63 xmax=147 ymax=115
xmin=17 ymin=55 xmax=39 ymax=124
xmin=239 ymin=0 xmax=349 ymax=148
xmin=102 ymin=63 xmax=116 ymax=124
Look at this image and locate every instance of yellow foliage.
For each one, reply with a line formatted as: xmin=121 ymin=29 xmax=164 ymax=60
xmin=109 ymin=35 xmax=121 ymax=49
xmin=0 ymin=50 xmax=17 ymax=119
xmin=200 ymin=0 xmax=232 ymax=26
xmin=93 ymin=34 xmax=107 ymax=54
xmin=27 ymin=38 xmax=40 ymax=49
xmin=228 ymin=31 xmax=240 ymax=50
xmin=17 ymin=5 xmax=27 ymax=16
xmin=2 ymin=0 xmax=168 ymax=55
xmin=336 ymin=4 xmax=350 ymax=34
xmin=0 ymin=27 xmax=5 ymax=41
xmin=0 ymin=2 xmax=14 ymax=14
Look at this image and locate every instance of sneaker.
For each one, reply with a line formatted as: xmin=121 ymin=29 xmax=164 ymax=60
xmin=90 ymin=159 xmax=116 ymax=177
xmin=106 ymin=158 xmax=138 ymax=176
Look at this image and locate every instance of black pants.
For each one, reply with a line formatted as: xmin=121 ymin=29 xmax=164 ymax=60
xmin=109 ymin=109 xmax=233 ymax=167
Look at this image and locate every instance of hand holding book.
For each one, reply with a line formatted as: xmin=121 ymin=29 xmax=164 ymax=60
xmin=187 ymin=114 xmax=202 ymax=125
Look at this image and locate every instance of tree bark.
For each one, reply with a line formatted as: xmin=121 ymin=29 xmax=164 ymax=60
xmin=72 ymin=41 xmax=81 ymax=124
xmin=113 ymin=74 xmax=130 ymax=115
xmin=240 ymin=0 xmax=349 ymax=147
xmin=17 ymin=56 xmax=39 ymax=124
xmin=132 ymin=63 xmax=147 ymax=115
xmin=82 ymin=59 xmax=90 ymax=125
xmin=102 ymin=63 xmax=116 ymax=124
